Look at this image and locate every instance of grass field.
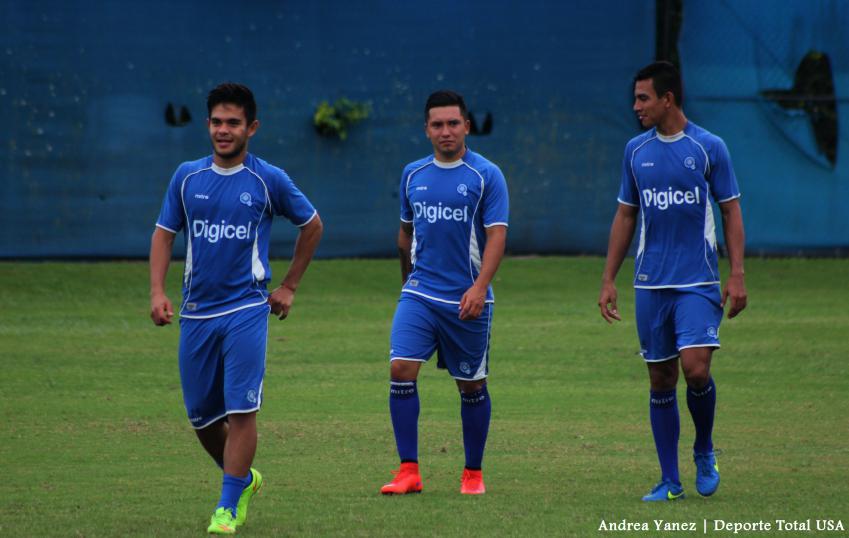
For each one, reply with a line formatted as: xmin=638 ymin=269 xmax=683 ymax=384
xmin=2 ymin=257 xmax=848 ymax=537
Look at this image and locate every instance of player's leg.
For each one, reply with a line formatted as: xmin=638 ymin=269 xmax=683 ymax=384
xmin=208 ymin=306 xmax=268 ymax=533
xmin=195 ymin=418 xmax=228 ymax=469
xmin=382 ymin=294 xmax=434 ymax=494
xmin=676 ymin=286 xmax=723 ymax=496
xmin=439 ymin=303 xmax=492 ymax=494
xmin=636 ymin=289 xmax=684 ymax=501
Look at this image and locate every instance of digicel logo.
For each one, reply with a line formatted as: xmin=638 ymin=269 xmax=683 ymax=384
xmin=193 ymin=219 xmax=253 ymax=243
xmin=642 ymin=186 xmax=701 ymax=210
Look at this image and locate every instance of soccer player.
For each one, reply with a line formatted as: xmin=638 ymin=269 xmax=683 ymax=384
xmin=381 ymin=90 xmax=509 ymax=496
xmin=598 ymin=61 xmax=747 ymax=502
xmin=149 ymin=83 xmax=323 ymax=533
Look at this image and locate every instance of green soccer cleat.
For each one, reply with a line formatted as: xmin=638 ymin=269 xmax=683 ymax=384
xmin=207 ymin=507 xmax=237 ymax=535
xmin=235 ymin=468 xmax=263 ymax=527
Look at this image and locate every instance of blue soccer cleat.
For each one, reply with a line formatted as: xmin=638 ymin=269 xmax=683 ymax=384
xmin=641 ymin=479 xmax=685 ymax=502
xmin=694 ymin=451 xmax=720 ymax=496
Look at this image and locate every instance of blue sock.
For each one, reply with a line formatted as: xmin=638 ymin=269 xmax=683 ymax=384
xmin=649 ymin=389 xmax=680 ymax=484
xmin=389 ymin=380 xmax=419 ymax=463
xmin=687 ymin=377 xmax=716 ymax=454
xmin=460 ymin=384 xmax=491 ymax=470
xmin=217 ymin=472 xmax=250 ymax=515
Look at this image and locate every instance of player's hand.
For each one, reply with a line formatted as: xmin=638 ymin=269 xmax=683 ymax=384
xmin=598 ymin=281 xmax=621 ymax=324
xmin=459 ymin=285 xmax=486 ymax=320
xmin=721 ymin=273 xmax=747 ymax=319
xmin=150 ymin=293 xmax=174 ymax=326
xmin=268 ymin=284 xmax=295 ymax=320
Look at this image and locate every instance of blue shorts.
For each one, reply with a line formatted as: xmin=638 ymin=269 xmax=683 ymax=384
xmin=390 ymin=293 xmax=493 ymax=381
xmin=178 ymin=304 xmax=269 ymax=429
xmin=635 ymin=285 xmax=722 ymax=362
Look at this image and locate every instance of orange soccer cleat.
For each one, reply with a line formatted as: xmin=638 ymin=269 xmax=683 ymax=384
xmin=380 ymin=462 xmax=423 ymax=495
xmin=460 ymin=468 xmax=486 ymax=495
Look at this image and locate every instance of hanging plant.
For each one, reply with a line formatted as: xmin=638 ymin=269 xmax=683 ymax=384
xmin=313 ymin=98 xmax=370 ymax=140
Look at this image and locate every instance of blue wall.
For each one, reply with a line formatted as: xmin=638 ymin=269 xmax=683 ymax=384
xmin=2 ymin=1 xmax=846 ymax=258
xmin=679 ymin=0 xmax=849 ymax=254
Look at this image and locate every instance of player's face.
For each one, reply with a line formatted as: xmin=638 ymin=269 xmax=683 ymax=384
xmin=633 ymin=79 xmax=671 ymax=129
xmin=208 ymin=103 xmax=258 ymax=165
xmin=425 ymin=106 xmax=470 ymax=161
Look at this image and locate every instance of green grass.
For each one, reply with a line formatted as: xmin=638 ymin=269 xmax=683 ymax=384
xmin=1 ymin=257 xmax=848 ymax=536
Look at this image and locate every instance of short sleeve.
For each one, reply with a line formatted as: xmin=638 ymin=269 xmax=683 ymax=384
xmin=267 ymin=169 xmax=317 ymax=227
xmin=399 ymin=166 xmax=413 ymax=223
xmin=617 ymin=143 xmax=640 ymax=207
xmin=156 ymin=165 xmax=187 ymax=233
xmin=482 ymin=165 xmax=509 ymax=227
xmin=708 ymin=137 xmax=741 ymax=203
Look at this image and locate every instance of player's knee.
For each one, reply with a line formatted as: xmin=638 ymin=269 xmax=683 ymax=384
xmin=390 ymin=359 xmax=419 ymax=381
xmin=683 ymin=366 xmax=710 ymax=388
xmin=457 ymin=379 xmax=486 ymax=394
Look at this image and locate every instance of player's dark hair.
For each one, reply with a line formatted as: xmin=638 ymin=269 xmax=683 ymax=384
xmin=207 ymin=82 xmax=257 ymax=124
xmin=635 ymin=61 xmax=684 ymax=107
xmin=424 ymin=90 xmax=469 ymax=122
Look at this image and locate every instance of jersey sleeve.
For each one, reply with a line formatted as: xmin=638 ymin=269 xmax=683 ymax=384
xmin=155 ymin=165 xmax=187 ymax=233
xmin=267 ymin=169 xmax=317 ymax=227
xmin=399 ymin=166 xmax=413 ymax=223
xmin=708 ymin=137 xmax=741 ymax=203
xmin=617 ymin=142 xmax=640 ymax=206
xmin=482 ymin=165 xmax=509 ymax=227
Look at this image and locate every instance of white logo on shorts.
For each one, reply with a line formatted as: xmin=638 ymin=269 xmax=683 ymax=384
xmin=707 ymin=326 xmax=718 ymax=338
xmin=247 ymin=389 xmax=258 ymax=403
xmin=459 ymin=361 xmax=471 ymax=374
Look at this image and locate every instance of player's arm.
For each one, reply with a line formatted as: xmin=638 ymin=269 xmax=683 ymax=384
xmin=268 ymin=213 xmax=324 ymax=320
xmin=149 ymin=227 xmax=176 ymax=326
xmin=599 ymin=203 xmax=638 ymax=323
xmin=398 ymin=221 xmax=413 ymax=283
xmin=719 ymin=198 xmax=747 ymax=318
xmin=459 ymin=224 xmax=506 ymax=320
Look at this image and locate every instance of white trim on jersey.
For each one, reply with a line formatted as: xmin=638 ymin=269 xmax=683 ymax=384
xmin=211 ymin=162 xmax=246 ymax=176
xmin=401 ymin=288 xmax=495 ymax=305
xmin=616 ymin=198 xmax=639 ymax=207
xmin=656 ymin=130 xmax=686 ymax=143
xmin=404 ymin=161 xmax=434 ymax=270
xmin=400 ymin=217 xmax=413 ymax=223
xmin=184 ymin=239 xmax=193 ymax=286
xmin=178 ymin=166 xmax=213 ymax=310
xmin=432 ymin=158 xmax=464 ymax=169
xmin=716 ymin=193 xmax=741 ymax=204
xmin=242 ymin=166 xmax=270 ymax=285
xmin=484 ymin=222 xmax=509 ymax=228
xmin=297 ymin=210 xmax=319 ymax=228
xmin=634 ymin=281 xmax=720 ymax=289
xmin=704 ymin=200 xmax=719 ymax=281
xmin=180 ymin=300 xmax=270 ymax=319
xmin=628 ymin=135 xmax=657 ymax=279
xmin=155 ymin=223 xmax=178 ymax=234
xmin=469 ymin=227 xmax=482 ymax=273
xmin=683 ymin=134 xmax=711 ymax=176
xmin=252 ymin=232 xmax=265 ymax=282
xmin=462 ymin=162 xmax=487 ymax=284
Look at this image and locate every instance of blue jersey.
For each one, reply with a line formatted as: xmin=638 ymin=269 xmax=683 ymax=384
xmin=156 ymin=153 xmax=317 ymax=319
xmin=399 ymin=148 xmax=509 ymax=304
xmin=618 ymin=122 xmax=740 ymax=289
